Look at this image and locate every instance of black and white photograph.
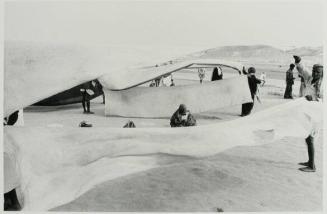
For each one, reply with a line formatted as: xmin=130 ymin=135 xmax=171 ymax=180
xmin=2 ymin=0 xmax=325 ymax=212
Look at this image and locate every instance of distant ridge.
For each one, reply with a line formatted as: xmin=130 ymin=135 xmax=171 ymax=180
xmin=189 ymin=45 xmax=322 ymax=65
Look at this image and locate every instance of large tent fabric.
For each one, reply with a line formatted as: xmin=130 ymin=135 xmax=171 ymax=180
xmin=4 ymin=98 xmax=322 ymax=211
xmin=4 ymin=41 xmax=243 ymax=117
xmin=105 ymin=76 xmax=252 ymax=117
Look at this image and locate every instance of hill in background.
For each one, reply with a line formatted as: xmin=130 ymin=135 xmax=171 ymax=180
xmin=190 ymin=45 xmax=322 ymax=66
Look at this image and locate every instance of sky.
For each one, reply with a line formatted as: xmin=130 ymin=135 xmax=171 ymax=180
xmin=5 ymin=1 xmax=324 ymax=49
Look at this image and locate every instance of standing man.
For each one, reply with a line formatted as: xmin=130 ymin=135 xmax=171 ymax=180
xmin=284 ymin=64 xmax=296 ymax=99
xmin=241 ymin=67 xmax=262 ymax=116
xmin=211 ymin=67 xmax=223 ymax=81
xmin=260 ymin=72 xmax=266 ymax=86
xmin=198 ymin=68 xmax=206 ymax=84
xmin=294 ymin=55 xmax=323 ymax=172
xmin=312 ymin=64 xmax=323 ymax=98
xmin=80 ymin=81 xmax=95 ymax=114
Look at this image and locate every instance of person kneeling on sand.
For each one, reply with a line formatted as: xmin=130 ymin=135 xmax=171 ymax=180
xmin=294 ymin=55 xmax=323 ymax=172
xmin=170 ymin=104 xmax=196 ymax=127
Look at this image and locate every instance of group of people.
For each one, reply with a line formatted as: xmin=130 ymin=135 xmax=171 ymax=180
xmin=150 ymin=75 xmax=175 ymax=87
xmin=80 ymin=58 xmax=322 ymax=173
xmin=284 ymin=61 xmax=323 ymax=100
xmin=241 ymin=56 xmax=323 ymax=173
xmin=197 ymin=66 xmax=224 ymax=84
xmin=281 ymin=56 xmax=324 ymax=172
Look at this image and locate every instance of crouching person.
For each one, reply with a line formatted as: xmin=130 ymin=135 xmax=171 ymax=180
xmin=170 ymin=104 xmax=196 ymax=127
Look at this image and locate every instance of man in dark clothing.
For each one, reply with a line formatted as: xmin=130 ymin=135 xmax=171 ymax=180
xmin=284 ymin=64 xmax=296 ymax=99
xmin=170 ymin=104 xmax=196 ymax=127
xmin=155 ymin=77 xmax=161 ymax=87
xmin=4 ymin=189 xmax=21 ymax=211
xmin=80 ymin=81 xmax=95 ymax=114
xmin=241 ymin=67 xmax=262 ymax=116
xmin=211 ymin=67 xmax=223 ymax=81
xmin=4 ymin=111 xmax=19 ymax=126
xmin=94 ymin=79 xmax=105 ymax=104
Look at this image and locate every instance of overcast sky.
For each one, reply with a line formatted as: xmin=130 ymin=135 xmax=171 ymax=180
xmin=5 ymin=1 xmax=323 ymax=49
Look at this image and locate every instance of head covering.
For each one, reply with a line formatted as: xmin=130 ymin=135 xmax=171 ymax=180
xmin=290 ymin=63 xmax=295 ymax=69
xmin=178 ymin=104 xmax=187 ymax=115
xmin=293 ymin=55 xmax=301 ymax=63
xmin=313 ymin=64 xmax=323 ymax=71
xmin=248 ymin=67 xmax=256 ymax=74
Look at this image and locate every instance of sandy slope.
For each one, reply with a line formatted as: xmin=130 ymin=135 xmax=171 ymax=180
xmin=19 ymin=79 xmax=322 ymax=212
xmin=53 ymin=135 xmax=322 ymax=212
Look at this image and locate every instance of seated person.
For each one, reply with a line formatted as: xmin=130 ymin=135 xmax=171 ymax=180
xmin=123 ymin=120 xmax=136 ymax=128
xmin=170 ymin=104 xmax=196 ymax=127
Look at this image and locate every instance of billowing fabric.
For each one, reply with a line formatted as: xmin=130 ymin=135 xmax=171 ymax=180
xmin=4 ymin=41 xmax=243 ymax=117
xmin=3 ymin=98 xmax=322 ymax=211
xmin=104 ymin=76 xmax=252 ymax=117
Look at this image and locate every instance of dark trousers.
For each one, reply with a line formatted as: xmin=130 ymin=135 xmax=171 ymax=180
xmin=241 ymin=102 xmax=254 ymax=116
xmin=4 ymin=189 xmax=21 ymax=211
xmin=81 ymin=91 xmax=90 ymax=112
xmin=305 ymin=135 xmax=315 ymax=169
xmin=284 ymin=84 xmax=293 ymax=99
xmin=4 ymin=111 xmax=19 ymax=126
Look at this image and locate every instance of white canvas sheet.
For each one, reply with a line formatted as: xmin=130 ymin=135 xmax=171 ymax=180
xmin=3 ymin=98 xmax=322 ymax=211
xmin=105 ymin=76 xmax=252 ymax=117
xmin=4 ymin=41 xmax=243 ymax=117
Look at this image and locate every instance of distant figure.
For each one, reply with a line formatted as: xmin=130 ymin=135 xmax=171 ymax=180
xmin=294 ymin=55 xmax=323 ymax=172
xmin=154 ymin=77 xmax=161 ymax=87
xmin=170 ymin=104 xmax=196 ymax=127
xmin=241 ymin=67 xmax=262 ymax=116
xmin=211 ymin=67 xmax=223 ymax=81
xmin=170 ymin=79 xmax=175 ymax=87
xmin=198 ymin=68 xmax=206 ymax=84
xmin=259 ymin=72 xmax=266 ymax=86
xmin=94 ymin=79 xmax=105 ymax=104
xmin=162 ymin=75 xmax=170 ymax=86
xmin=149 ymin=80 xmax=156 ymax=87
xmin=123 ymin=120 xmax=136 ymax=128
xmin=80 ymin=81 xmax=95 ymax=114
xmin=3 ymin=111 xmax=19 ymax=126
xmin=284 ymin=64 xmax=295 ymax=99
xmin=312 ymin=64 xmax=323 ymax=98
xmin=298 ymin=74 xmax=305 ymax=97
xmin=242 ymin=66 xmax=247 ymax=75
